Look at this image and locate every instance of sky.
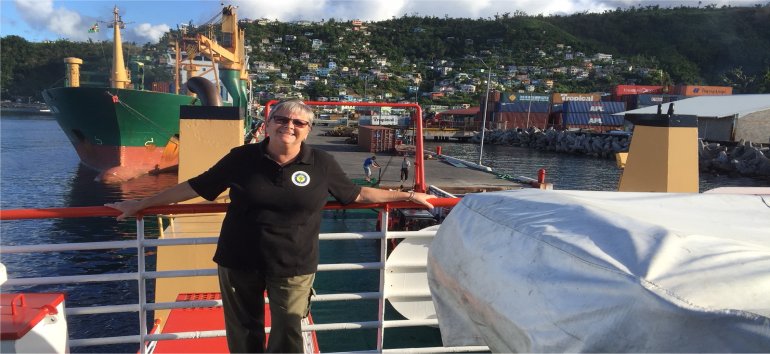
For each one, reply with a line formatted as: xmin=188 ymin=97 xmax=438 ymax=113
xmin=1 ymin=0 xmax=766 ymax=44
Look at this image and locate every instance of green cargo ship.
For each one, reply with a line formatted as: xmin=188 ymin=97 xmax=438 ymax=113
xmin=43 ymin=86 xmax=196 ymax=182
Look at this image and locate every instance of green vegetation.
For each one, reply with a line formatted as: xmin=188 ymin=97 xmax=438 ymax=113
xmin=545 ymin=5 xmax=770 ymax=86
xmin=2 ymin=4 xmax=769 ymax=102
xmin=0 ymin=36 xmax=169 ymax=99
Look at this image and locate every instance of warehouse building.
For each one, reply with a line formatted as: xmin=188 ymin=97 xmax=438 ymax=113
xmin=617 ymin=94 xmax=770 ymax=144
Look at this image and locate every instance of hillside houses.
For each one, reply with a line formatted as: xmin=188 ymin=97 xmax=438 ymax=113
xmin=246 ymin=18 xmax=665 ymax=103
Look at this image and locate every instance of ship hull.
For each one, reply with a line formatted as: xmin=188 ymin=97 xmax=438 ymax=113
xmin=43 ymin=87 xmax=196 ymax=182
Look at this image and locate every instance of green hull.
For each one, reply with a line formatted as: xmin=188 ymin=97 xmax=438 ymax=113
xmin=43 ymin=86 xmax=198 ymax=180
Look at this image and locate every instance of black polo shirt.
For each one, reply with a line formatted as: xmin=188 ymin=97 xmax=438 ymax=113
xmin=188 ymin=138 xmax=361 ymax=276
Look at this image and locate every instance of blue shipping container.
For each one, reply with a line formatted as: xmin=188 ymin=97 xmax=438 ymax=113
xmin=562 ymin=112 xmax=625 ymax=126
xmin=563 ymin=101 xmax=626 ymax=114
xmin=497 ymin=102 xmax=550 ymax=113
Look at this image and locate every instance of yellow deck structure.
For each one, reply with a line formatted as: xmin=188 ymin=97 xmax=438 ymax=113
xmin=153 ymin=106 xmax=243 ymax=324
xmin=618 ymin=113 xmax=699 ymax=193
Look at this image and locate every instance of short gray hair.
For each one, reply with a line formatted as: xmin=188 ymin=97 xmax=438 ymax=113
xmin=269 ymin=99 xmax=315 ymax=125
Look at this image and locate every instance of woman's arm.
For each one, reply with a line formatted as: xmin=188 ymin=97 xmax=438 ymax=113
xmin=355 ymin=187 xmax=436 ymax=209
xmin=105 ymin=181 xmax=200 ymax=220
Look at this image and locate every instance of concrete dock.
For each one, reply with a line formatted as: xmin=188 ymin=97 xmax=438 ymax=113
xmin=307 ymin=127 xmax=525 ymax=194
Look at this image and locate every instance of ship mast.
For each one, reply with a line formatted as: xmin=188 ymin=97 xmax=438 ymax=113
xmin=109 ymin=6 xmax=131 ymax=89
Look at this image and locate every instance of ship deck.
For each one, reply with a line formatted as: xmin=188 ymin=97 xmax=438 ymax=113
xmin=307 ymin=128 xmax=525 ymax=194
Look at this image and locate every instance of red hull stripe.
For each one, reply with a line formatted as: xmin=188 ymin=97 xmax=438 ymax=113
xmin=72 ymin=142 xmax=178 ymax=182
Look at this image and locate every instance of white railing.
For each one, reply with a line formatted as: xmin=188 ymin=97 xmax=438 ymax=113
xmin=0 ymin=202 xmax=488 ymax=353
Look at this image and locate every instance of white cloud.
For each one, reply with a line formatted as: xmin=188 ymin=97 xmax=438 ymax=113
xmin=234 ymin=0 xmax=413 ymax=21
xmin=13 ymin=0 xmax=170 ymax=43
xmin=232 ymin=0 xmax=616 ymax=22
xmin=234 ymin=0 xmax=325 ymax=21
xmin=328 ymin=0 xmax=409 ymax=21
xmin=10 ymin=0 xmax=765 ymax=42
xmin=407 ymin=0 xmax=493 ymax=19
xmin=14 ymin=0 xmax=54 ymax=21
xmin=131 ymin=23 xmax=171 ymax=44
xmin=46 ymin=6 xmax=89 ymax=40
xmin=233 ymin=0 xmax=765 ymax=21
xmin=14 ymin=0 xmax=95 ymax=41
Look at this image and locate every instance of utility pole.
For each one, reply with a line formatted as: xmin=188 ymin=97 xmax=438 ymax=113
xmin=473 ymin=56 xmax=491 ymax=167
xmin=525 ymin=85 xmax=534 ymax=129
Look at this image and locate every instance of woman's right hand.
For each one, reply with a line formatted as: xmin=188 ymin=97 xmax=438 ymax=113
xmin=104 ymin=182 xmax=199 ymax=221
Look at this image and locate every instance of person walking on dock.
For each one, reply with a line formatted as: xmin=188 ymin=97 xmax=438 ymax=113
xmin=400 ymin=156 xmax=411 ymax=183
xmin=363 ymin=155 xmax=380 ymax=182
xmin=106 ymin=99 xmax=436 ymax=353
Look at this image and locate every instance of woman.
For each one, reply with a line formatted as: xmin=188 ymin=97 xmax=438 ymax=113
xmin=106 ymin=99 xmax=435 ymax=353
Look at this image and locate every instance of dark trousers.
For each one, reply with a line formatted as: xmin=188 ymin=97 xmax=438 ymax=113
xmin=400 ymin=168 xmax=409 ymax=181
xmin=217 ymin=265 xmax=315 ymax=353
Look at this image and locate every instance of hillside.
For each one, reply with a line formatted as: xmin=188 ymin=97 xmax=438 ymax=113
xmin=2 ymin=4 xmax=769 ymax=102
xmin=545 ymin=5 xmax=770 ymax=84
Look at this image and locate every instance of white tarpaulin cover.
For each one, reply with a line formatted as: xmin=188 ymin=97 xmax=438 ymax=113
xmin=427 ymin=190 xmax=770 ymax=352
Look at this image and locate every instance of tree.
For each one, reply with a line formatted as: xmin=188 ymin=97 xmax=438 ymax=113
xmin=0 ymin=36 xmax=32 ymax=98
xmin=721 ymin=67 xmax=757 ymax=93
xmin=758 ymin=67 xmax=770 ymax=93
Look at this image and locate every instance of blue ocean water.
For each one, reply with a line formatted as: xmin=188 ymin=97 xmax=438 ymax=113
xmin=423 ymin=140 xmax=769 ymax=192
xmin=1 ymin=115 xmax=767 ymax=352
xmin=1 ymin=115 xmax=179 ymax=352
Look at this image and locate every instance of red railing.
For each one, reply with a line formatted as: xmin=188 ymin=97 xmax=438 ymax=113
xmin=0 ymin=198 xmax=461 ymax=220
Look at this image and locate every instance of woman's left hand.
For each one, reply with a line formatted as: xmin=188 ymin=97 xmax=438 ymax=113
xmin=410 ymin=192 xmax=437 ymax=209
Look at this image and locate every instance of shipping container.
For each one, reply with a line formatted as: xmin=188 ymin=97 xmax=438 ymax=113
xmin=549 ymin=112 xmax=563 ymax=129
xmin=499 ymin=92 xmax=551 ymax=103
xmin=674 ymin=85 xmax=733 ymax=96
xmin=562 ymin=112 xmax=625 ymax=126
xmin=612 ymin=85 xmax=665 ymax=97
xmin=499 ymin=92 xmax=518 ymax=103
xmin=495 ymin=112 xmax=550 ymax=130
xmin=151 ymin=81 xmax=171 ymax=93
xmin=490 ymin=91 xmax=502 ymax=103
xmin=626 ymin=94 xmax=685 ymax=109
xmin=370 ymin=115 xmax=399 ymax=125
xmin=358 ymin=126 xmax=395 ymax=153
xmin=478 ymin=91 xmax=502 ymax=106
xmin=497 ymin=102 xmax=551 ymax=113
xmin=562 ymin=101 xmax=626 ymax=114
xmin=550 ymin=92 xmax=602 ymax=104
xmin=450 ymin=115 xmax=478 ymax=131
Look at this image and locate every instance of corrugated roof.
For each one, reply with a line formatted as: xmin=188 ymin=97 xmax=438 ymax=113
xmin=615 ymin=94 xmax=770 ymax=118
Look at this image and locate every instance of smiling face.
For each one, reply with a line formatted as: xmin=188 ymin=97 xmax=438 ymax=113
xmin=266 ymin=104 xmax=313 ymax=149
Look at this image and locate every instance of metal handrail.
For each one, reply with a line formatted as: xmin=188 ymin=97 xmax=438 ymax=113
xmin=0 ymin=199 xmax=481 ymax=353
xmin=0 ymin=198 xmax=460 ymax=220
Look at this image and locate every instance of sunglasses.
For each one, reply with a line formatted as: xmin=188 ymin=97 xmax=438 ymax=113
xmin=272 ymin=115 xmax=310 ymax=128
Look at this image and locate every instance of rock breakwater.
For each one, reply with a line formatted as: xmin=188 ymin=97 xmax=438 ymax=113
xmin=700 ymin=140 xmax=770 ymax=177
xmin=472 ymin=128 xmax=770 ymax=177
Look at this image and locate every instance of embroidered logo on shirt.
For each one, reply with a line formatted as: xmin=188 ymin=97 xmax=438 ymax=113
xmin=291 ymin=171 xmax=310 ymax=187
